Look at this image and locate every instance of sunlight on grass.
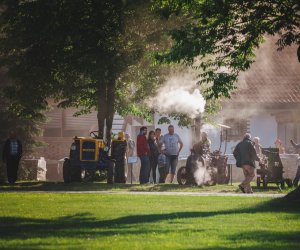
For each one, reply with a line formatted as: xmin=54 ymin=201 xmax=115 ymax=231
xmin=0 ymin=193 xmax=299 ymax=249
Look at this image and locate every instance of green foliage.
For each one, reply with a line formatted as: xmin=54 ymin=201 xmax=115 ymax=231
xmin=0 ymin=0 xmax=134 ymax=103
xmin=0 ymin=78 xmax=45 ymax=151
xmin=0 ymin=0 xmax=188 ymax=134
xmin=158 ymin=113 xmax=193 ymax=127
xmin=152 ymin=0 xmax=300 ymax=99
xmin=0 ymin=1 xmax=161 ymax=136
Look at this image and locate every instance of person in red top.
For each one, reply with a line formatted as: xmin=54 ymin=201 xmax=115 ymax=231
xmin=137 ymin=126 xmax=150 ymax=184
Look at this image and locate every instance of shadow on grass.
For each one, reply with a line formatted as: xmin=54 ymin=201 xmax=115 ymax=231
xmin=0 ymin=199 xmax=299 ymax=242
xmin=186 ymin=229 xmax=300 ymax=250
xmin=185 ymin=229 xmax=300 ymax=250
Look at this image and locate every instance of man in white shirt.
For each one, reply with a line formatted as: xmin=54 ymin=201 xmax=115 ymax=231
xmin=159 ymin=125 xmax=183 ymax=183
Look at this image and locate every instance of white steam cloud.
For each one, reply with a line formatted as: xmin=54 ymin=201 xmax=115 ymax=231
xmin=193 ymin=160 xmax=206 ymax=186
xmin=146 ymin=75 xmax=206 ymax=118
xmin=193 ymin=160 xmax=215 ymax=186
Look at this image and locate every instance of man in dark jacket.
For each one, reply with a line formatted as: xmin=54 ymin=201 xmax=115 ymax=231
xmin=233 ymin=133 xmax=260 ymax=193
xmin=137 ymin=126 xmax=150 ymax=184
xmin=290 ymin=139 xmax=300 ymax=187
xmin=2 ymin=130 xmax=23 ymax=184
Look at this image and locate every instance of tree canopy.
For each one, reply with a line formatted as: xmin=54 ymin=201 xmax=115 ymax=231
xmin=152 ymin=0 xmax=300 ymax=99
xmin=0 ymin=0 xmax=171 ymax=140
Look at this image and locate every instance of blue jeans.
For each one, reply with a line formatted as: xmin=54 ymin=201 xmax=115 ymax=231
xmin=166 ymin=155 xmax=178 ymax=174
xmin=293 ymin=165 xmax=300 ymax=187
xmin=139 ymin=155 xmax=150 ymax=184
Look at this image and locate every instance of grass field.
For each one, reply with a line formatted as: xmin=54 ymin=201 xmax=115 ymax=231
xmin=0 ymin=181 xmax=295 ymax=193
xmin=0 ymin=192 xmax=299 ymax=250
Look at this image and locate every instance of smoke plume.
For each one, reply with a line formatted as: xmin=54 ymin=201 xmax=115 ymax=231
xmin=190 ymin=157 xmax=214 ymax=186
xmin=146 ymin=75 xmax=206 ymax=118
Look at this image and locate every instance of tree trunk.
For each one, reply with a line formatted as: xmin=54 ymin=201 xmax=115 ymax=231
xmin=97 ymin=83 xmax=107 ymax=139
xmin=284 ymin=186 xmax=300 ymax=201
xmin=96 ymin=77 xmax=116 ymax=144
xmin=105 ymin=82 xmax=116 ymax=146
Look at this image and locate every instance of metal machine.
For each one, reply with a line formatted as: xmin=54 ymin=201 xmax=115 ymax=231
xmin=177 ymin=124 xmax=231 ymax=186
xmin=63 ymin=131 xmax=126 ymax=184
xmin=177 ymin=148 xmax=229 ymax=186
xmin=256 ymin=148 xmax=293 ymax=189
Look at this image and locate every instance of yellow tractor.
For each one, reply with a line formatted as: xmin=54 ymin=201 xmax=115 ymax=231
xmin=63 ymin=131 xmax=127 ymax=184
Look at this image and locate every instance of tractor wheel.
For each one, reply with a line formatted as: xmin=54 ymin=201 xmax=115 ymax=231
xmin=71 ymin=165 xmax=81 ymax=182
xmin=177 ymin=166 xmax=188 ymax=185
xmin=63 ymin=159 xmax=72 ymax=183
xmin=257 ymin=176 xmax=261 ymax=188
xmin=285 ymin=179 xmax=293 ymax=188
xmin=107 ymin=161 xmax=115 ymax=184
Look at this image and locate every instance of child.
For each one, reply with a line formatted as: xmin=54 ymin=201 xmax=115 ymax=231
xmin=158 ymin=150 xmax=168 ymax=183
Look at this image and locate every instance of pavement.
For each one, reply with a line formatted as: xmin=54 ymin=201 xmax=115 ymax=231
xmin=0 ymin=190 xmax=286 ymax=198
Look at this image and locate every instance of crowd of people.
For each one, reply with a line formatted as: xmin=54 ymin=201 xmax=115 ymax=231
xmin=2 ymin=127 xmax=300 ymax=190
xmin=136 ymin=125 xmax=183 ymax=184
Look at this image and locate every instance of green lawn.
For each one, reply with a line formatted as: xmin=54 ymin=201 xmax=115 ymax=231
xmin=0 ymin=193 xmax=299 ymax=250
xmin=0 ymin=181 xmax=295 ymax=193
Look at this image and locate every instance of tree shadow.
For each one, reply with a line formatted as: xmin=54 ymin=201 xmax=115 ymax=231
xmin=186 ymin=230 xmax=300 ymax=250
xmin=0 ymin=199 xmax=298 ymax=242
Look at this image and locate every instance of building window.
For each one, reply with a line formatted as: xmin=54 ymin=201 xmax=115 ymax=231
xmin=222 ymin=119 xmax=248 ymax=141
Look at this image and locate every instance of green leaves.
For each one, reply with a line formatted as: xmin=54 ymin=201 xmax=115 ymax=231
xmin=152 ymin=0 xmax=300 ymax=99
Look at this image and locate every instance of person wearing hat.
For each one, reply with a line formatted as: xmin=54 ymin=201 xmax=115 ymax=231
xmin=233 ymin=133 xmax=260 ymax=193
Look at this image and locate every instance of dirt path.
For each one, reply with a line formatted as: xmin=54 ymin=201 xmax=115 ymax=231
xmin=0 ymin=190 xmax=286 ymax=198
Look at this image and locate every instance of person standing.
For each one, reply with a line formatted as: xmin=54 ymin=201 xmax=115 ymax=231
xmin=275 ymin=138 xmax=285 ymax=154
xmin=158 ymin=149 xmax=168 ymax=183
xmin=2 ymin=130 xmax=23 ymax=184
xmin=253 ymin=137 xmax=263 ymax=158
xmin=290 ymin=139 xmax=300 ymax=187
xmin=253 ymin=137 xmax=264 ymax=168
xmin=137 ymin=126 xmax=150 ymax=184
xmin=159 ymin=125 xmax=183 ymax=183
xmin=148 ymin=130 xmax=159 ymax=183
xmin=155 ymin=128 xmax=162 ymax=144
xmin=125 ymin=133 xmax=136 ymax=183
xmin=192 ymin=131 xmax=211 ymax=155
xmin=233 ymin=133 xmax=260 ymax=194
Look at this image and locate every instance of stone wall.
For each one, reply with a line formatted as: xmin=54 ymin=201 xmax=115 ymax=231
xmin=34 ymin=137 xmax=72 ymax=161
